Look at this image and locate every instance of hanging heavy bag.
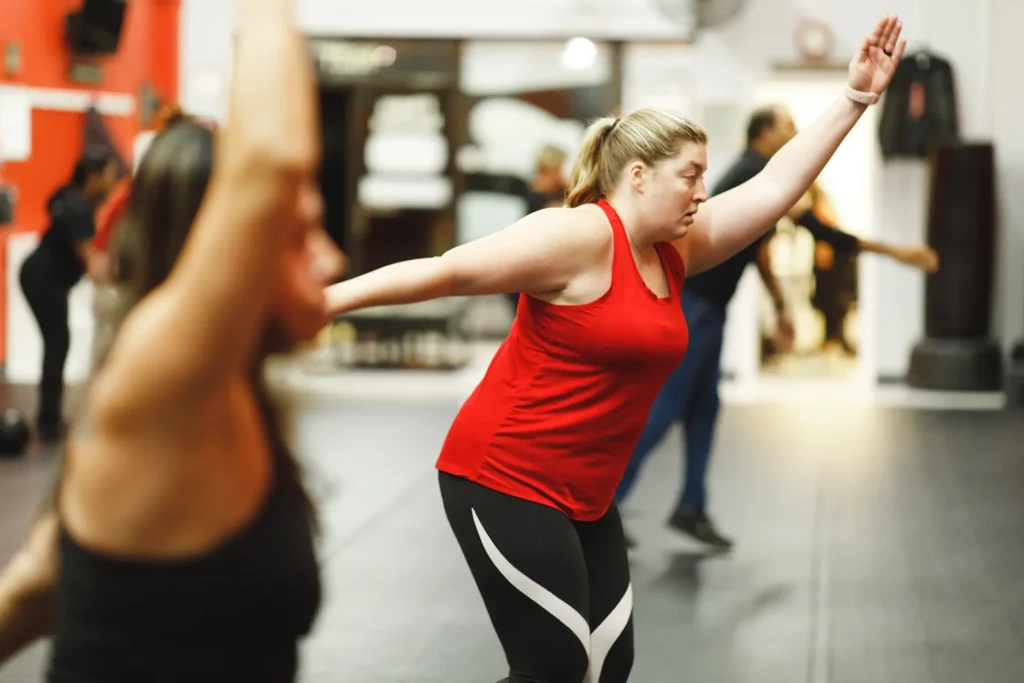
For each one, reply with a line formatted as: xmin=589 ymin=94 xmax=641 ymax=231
xmin=907 ymin=141 xmax=1002 ymax=391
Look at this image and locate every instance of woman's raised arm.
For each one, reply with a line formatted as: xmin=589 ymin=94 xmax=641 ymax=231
xmin=92 ymin=0 xmax=320 ymax=423
xmin=679 ymin=14 xmax=905 ymax=275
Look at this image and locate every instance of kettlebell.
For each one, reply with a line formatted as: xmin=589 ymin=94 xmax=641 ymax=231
xmin=0 ymin=409 xmax=30 ymax=459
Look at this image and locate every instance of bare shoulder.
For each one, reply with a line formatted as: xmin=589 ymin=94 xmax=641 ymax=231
xmin=57 ymin=385 xmax=204 ymax=555
xmin=564 ymin=203 xmax=615 ymax=255
xmin=86 ymin=282 xmax=212 ymax=431
xmin=524 ymin=203 xmax=616 ymax=304
xmin=519 ymin=203 xmax=612 ymax=258
xmin=548 ymin=203 xmax=611 ymax=239
xmin=57 ymin=376 xmax=258 ymax=558
xmin=440 ymin=202 xmax=614 ymax=302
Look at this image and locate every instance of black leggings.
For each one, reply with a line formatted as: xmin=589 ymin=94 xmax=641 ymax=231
xmin=20 ymin=253 xmax=70 ymax=430
xmin=439 ymin=472 xmax=634 ymax=683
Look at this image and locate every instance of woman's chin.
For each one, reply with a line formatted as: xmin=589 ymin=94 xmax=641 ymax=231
xmin=271 ymin=310 xmax=328 ymax=351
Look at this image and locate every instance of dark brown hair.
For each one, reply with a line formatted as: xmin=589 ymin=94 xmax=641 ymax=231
xmin=55 ymin=115 xmax=317 ymax=530
xmin=746 ymin=106 xmax=779 ymax=145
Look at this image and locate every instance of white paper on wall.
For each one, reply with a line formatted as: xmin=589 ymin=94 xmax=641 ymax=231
xmin=0 ymin=85 xmax=33 ymax=163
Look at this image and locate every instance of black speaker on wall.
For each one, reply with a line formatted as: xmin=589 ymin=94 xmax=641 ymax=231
xmin=65 ymin=0 xmax=128 ymax=55
xmin=907 ymin=141 xmax=1002 ymax=391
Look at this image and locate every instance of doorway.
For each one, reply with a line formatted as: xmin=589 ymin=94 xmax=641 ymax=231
xmin=749 ymin=70 xmax=881 ymax=385
xmin=354 ymin=85 xmax=457 ymax=274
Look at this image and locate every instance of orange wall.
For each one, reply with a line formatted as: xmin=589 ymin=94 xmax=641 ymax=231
xmin=0 ymin=0 xmax=179 ymax=364
xmin=1 ymin=0 xmax=180 ymax=229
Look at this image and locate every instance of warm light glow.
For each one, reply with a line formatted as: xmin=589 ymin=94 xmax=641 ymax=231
xmin=372 ymin=45 xmax=397 ymax=67
xmin=560 ymin=37 xmax=597 ymax=71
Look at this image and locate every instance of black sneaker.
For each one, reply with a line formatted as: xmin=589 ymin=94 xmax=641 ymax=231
xmin=667 ymin=508 xmax=734 ymax=549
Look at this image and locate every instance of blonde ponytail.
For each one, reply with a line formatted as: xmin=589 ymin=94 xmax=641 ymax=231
xmin=564 ymin=108 xmax=708 ymax=208
xmin=565 ymin=117 xmax=618 ymax=208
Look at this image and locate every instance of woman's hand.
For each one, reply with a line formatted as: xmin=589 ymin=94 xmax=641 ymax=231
xmin=87 ymin=250 xmax=113 ymax=285
xmin=893 ymin=244 xmax=940 ymax=273
xmin=848 ymin=14 xmax=906 ymax=96
xmin=0 ymin=515 xmax=58 ymax=663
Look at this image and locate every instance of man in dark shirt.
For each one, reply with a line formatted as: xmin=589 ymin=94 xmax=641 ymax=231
xmin=614 ymin=105 xmax=938 ymax=548
xmin=19 ymin=148 xmax=119 ymax=442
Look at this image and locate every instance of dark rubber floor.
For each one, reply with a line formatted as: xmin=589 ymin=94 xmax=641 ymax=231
xmin=1 ymin=387 xmax=1022 ymax=683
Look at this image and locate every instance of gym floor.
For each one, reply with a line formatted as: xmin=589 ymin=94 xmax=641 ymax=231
xmin=1 ymin=382 xmax=1023 ymax=682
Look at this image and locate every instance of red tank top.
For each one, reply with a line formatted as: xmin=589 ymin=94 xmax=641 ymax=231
xmin=94 ymin=179 xmax=131 ymax=252
xmin=435 ymin=199 xmax=690 ymax=521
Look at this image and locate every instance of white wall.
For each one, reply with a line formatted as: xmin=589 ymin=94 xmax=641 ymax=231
xmin=672 ymin=0 xmax=1006 ymax=378
xmin=179 ymin=0 xmax=1024 ymax=380
xmin=179 ymin=0 xmax=694 ymax=121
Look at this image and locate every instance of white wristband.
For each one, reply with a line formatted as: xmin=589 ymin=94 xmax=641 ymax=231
xmin=844 ymin=86 xmax=880 ymax=105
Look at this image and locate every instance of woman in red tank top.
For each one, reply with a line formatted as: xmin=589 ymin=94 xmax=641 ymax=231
xmin=326 ymin=16 xmax=904 ymax=681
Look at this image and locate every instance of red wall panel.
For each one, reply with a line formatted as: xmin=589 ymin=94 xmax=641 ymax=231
xmin=0 ymin=0 xmax=180 ymax=363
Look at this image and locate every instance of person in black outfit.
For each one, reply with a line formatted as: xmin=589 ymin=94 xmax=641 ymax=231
xmin=812 ymin=237 xmax=859 ymax=354
xmin=20 ymin=149 xmax=119 ymax=441
xmin=0 ymin=0 xmax=346 ymax=678
xmin=615 ymin=104 xmax=938 ymax=548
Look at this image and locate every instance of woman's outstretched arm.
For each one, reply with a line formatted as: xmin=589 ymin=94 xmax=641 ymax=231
xmin=324 ymin=206 xmax=607 ymax=316
xmin=679 ymin=13 xmax=906 ymax=276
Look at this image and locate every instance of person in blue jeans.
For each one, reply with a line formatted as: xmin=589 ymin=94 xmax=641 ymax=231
xmin=615 ymin=105 xmax=938 ymax=548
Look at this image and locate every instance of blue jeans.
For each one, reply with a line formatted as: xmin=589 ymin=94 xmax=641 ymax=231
xmin=615 ymin=290 xmax=726 ymax=512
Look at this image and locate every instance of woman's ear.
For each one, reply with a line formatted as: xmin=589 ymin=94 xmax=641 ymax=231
xmin=628 ymin=161 xmax=646 ymax=194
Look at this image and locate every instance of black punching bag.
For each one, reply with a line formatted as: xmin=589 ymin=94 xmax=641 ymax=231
xmin=907 ymin=142 xmax=1002 ymax=391
xmin=1010 ymin=341 xmax=1024 ymax=407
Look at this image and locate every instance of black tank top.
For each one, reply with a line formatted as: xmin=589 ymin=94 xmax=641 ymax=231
xmin=47 ymin=461 xmax=322 ymax=683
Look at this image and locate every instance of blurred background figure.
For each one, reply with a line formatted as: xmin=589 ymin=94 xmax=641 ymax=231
xmin=507 ymin=144 xmax=569 ymax=312
xmin=18 ymin=149 xmax=119 ymax=442
xmin=525 ymin=144 xmax=568 ymax=213
xmin=802 ymin=181 xmax=936 ymax=358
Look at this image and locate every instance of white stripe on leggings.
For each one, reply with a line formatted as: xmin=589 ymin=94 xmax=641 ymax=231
xmin=471 ymin=509 xmax=591 ymax=654
xmin=470 ymin=508 xmax=633 ymax=683
xmin=584 ymin=583 xmax=632 ymax=683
